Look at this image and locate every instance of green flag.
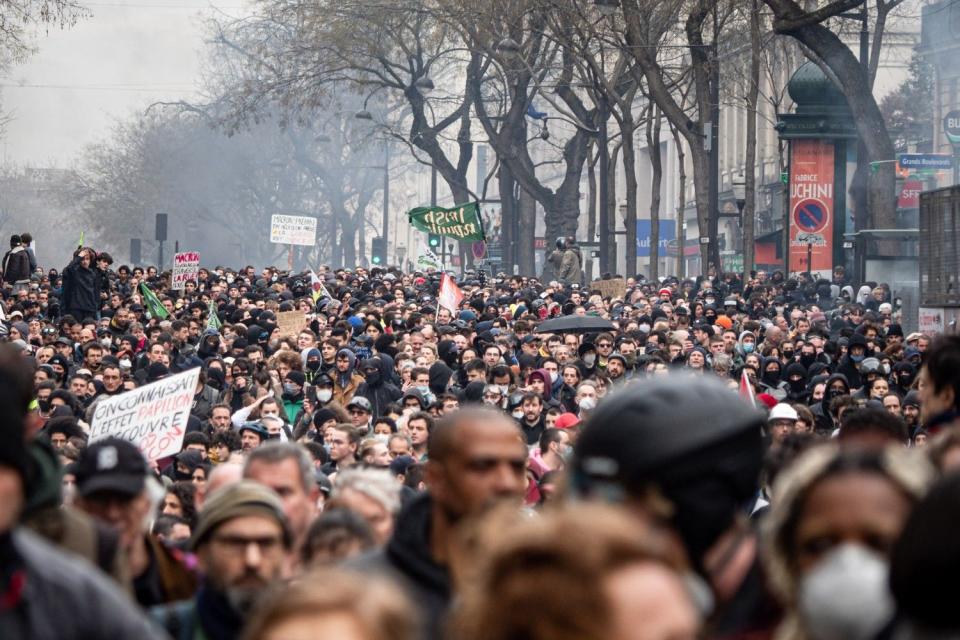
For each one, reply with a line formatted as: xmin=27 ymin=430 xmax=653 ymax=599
xmin=407 ymin=202 xmax=485 ymax=241
xmin=206 ymin=300 xmax=222 ymax=331
xmin=139 ymin=282 xmax=169 ymax=320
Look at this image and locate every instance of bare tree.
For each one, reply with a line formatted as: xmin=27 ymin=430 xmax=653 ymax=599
xmin=762 ymin=0 xmax=900 ymax=236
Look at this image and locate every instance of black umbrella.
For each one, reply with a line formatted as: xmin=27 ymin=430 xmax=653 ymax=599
xmin=535 ymin=315 xmax=614 ymax=334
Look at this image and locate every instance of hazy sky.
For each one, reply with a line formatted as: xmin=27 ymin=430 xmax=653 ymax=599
xmin=1 ymin=1 xmax=247 ymax=166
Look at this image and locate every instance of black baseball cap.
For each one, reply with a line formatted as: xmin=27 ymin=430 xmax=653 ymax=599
xmin=75 ymin=438 xmax=148 ymax=498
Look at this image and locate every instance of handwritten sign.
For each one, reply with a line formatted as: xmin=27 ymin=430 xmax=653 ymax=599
xmin=89 ymin=368 xmax=200 ymax=461
xmin=277 ymin=310 xmax=307 ymax=336
xmin=270 ymin=214 xmax=318 ymax=246
xmin=590 ymin=278 xmax=626 ymax=299
xmin=171 ymin=251 xmax=200 ymax=290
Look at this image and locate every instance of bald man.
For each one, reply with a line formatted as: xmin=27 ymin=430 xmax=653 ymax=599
xmin=354 ymin=407 xmax=528 ymax=639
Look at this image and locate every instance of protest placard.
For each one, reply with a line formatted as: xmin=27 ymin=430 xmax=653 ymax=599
xmin=89 ymin=368 xmax=200 ymax=461
xmin=171 ymin=251 xmax=200 ymax=290
xmin=270 ymin=214 xmax=318 ymax=246
xmin=277 ymin=310 xmax=307 ymax=336
xmin=590 ymin=277 xmax=626 ymax=299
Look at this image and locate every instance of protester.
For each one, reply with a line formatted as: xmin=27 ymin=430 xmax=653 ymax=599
xmin=152 ymin=481 xmax=291 ymax=640
xmin=453 ymin=504 xmax=699 ymax=640
xmin=763 ymin=445 xmax=933 ymax=640
xmin=2 ymin=238 xmax=950 ymax=639
xmin=353 ymin=406 xmax=527 ymax=638
xmin=0 ymin=344 xmax=163 ymax=638
xmin=241 ymin=567 xmax=417 ymax=640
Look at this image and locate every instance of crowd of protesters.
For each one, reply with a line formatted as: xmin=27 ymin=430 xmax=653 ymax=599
xmin=2 ymin=233 xmax=960 ymax=640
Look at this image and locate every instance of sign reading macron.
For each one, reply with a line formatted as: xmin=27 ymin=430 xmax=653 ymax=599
xmin=270 ymin=215 xmax=318 ymax=246
xmin=89 ymin=368 xmax=200 ymax=461
xmin=171 ymin=251 xmax=200 ymax=290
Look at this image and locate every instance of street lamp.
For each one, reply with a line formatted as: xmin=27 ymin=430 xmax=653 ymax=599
xmin=594 ymin=0 xmax=619 ymax=16
xmin=496 ymin=37 xmax=521 ymax=55
xmin=354 ymin=109 xmax=390 ymax=264
xmin=732 ymin=173 xmax=746 ymax=218
xmin=414 ymin=76 xmax=435 ymax=95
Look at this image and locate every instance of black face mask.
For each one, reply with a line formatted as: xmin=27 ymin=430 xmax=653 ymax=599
xmin=827 ymin=387 xmax=847 ymax=401
xmin=306 ymin=359 xmax=321 ymax=372
xmin=800 ymin=353 xmax=816 ymax=367
xmin=782 ymin=350 xmax=794 ymax=360
xmin=762 ymin=369 xmax=781 ymax=385
xmin=788 ymin=378 xmax=805 ymax=393
xmin=898 ymin=374 xmax=913 ymax=388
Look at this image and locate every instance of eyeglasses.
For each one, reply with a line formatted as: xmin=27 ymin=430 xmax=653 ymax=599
xmin=211 ymin=534 xmax=283 ymax=553
xmin=597 ymin=343 xmax=613 ymax=348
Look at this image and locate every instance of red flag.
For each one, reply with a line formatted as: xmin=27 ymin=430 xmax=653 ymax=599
xmin=438 ymin=273 xmax=464 ymax=313
xmin=740 ymin=369 xmax=756 ymax=408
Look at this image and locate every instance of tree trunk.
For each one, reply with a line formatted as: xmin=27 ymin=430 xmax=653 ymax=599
xmin=647 ymin=106 xmax=663 ymax=282
xmin=622 ymin=115 xmax=639 ymax=279
xmin=670 ymin=121 xmax=688 ymax=281
xmin=621 ymin=0 xmax=716 ymax=278
xmin=606 ymin=144 xmax=620 ymax=276
xmin=498 ymin=163 xmax=517 ymax=274
xmin=743 ymin=0 xmax=761 ymax=282
xmin=340 ymin=220 xmax=357 ymax=268
xmin=586 ymin=143 xmax=598 ymax=283
xmin=518 ymin=187 xmax=537 ymax=277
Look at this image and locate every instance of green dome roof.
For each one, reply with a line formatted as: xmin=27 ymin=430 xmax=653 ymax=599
xmin=787 ymin=61 xmax=848 ymax=109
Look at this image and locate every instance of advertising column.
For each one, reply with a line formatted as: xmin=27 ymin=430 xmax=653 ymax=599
xmin=789 ymin=140 xmax=835 ymax=279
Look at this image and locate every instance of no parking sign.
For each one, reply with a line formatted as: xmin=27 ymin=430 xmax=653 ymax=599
xmin=789 ymin=140 xmax=835 ymax=277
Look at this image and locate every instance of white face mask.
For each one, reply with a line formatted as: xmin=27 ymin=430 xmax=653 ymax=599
xmin=316 ymin=389 xmax=333 ymax=403
xmin=798 ymin=544 xmax=894 ymax=640
xmin=638 ymin=323 xmax=651 ymax=333
xmin=511 ymin=409 xmax=524 ymax=419
xmin=583 ymin=354 xmax=596 ymax=367
xmin=549 ymin=371 xmax=558 ymax=384
xmin=578 ymin=396 xmax=597 ymax=411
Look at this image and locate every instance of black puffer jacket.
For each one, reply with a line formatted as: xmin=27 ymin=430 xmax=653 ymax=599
xmin=61 ymin=254 xmax=100 ymax=319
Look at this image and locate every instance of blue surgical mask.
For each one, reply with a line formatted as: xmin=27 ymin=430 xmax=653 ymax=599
xmin=743 ymin=343 xmax=755 ymax=353
xmin=851 ymin=354 xmax=865 ymax=363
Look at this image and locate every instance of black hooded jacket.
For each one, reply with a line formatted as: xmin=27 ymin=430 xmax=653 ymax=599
xmin=351 ymin=493 xmax=450 ymax=640
xmin=355 ymin=357 xmax=402 ymax=418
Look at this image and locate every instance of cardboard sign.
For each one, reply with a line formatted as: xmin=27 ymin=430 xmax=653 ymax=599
xmin=590 ymin=277 xmax=626 ymax=299
xmin=270 ymin=214 xmax=318 ymax=246
xmin=89 ymin=368 xmax=200 ymax=461
xmin=277 ymin=310 xmax=307 ymax=336
xmin=171 ymin=251 xmax=200 ymax=290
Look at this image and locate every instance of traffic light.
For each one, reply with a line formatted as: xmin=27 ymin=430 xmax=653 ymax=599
xmin=371 ymin=236 xmax=387 ymax=265
xmin=428 ymin=233 xmax=441 ymax=250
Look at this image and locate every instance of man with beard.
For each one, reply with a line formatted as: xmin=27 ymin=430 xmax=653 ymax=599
xmin=353 ymin=406 xmax=527 ymax=639
xmin=152 ymin=481 xmax=291 ymax=640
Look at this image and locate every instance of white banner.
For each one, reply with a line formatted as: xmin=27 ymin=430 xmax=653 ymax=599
xmin=416 ymin=244 xmax=443 ymax=271
xmin=171 ymin=251 xmax=200 ymax=290
xmin=270 ymin=214 xmax=318 ymax=246
xmin=89 ymin=368 xmax=201 ymax=461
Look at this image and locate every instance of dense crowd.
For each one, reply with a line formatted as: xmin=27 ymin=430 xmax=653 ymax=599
xmin=2 ymin=231 xmax=960 ymax=640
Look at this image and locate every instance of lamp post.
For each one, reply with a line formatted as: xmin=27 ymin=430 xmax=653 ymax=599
xmin=355 ymin=109 xmax=392 ymax=265
xmin=732 ymin=172 xmax=747 ymax=282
